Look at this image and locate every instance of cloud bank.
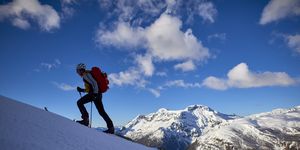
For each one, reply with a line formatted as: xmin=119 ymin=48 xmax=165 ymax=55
xmin=260 ymin=0 xmax=300 ymax=25
xmin=96 ymin=0 xmax=217 ymax=97
xmin=0 ymin=0 xmax=60 ymax=31
xmin=97 ymin=13 xmax=210 ymax=84
xmin=285 ymin=34 xmax=300 ymax=54
xmin=102 ymin=13 xmax=210 ymax=97
xmin=52 ymin=82 xmax=76 ymax=91
xmin=202 ymin=63 xmax=297 ymax=90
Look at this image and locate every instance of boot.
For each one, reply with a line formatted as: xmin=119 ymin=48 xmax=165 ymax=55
xmin=103 ymin=127 xmax=115 ymax=134
xmin=76 ymin=119 xmax=89 ymax=127
xmin=76 ymin=115 xmax=89 ymax=126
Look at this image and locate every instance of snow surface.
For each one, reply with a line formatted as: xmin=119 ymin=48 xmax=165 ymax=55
xmin=0 ymin=95 xmax=155 ymax=150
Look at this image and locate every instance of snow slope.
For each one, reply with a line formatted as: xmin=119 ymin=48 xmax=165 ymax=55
xmin=0 ymin=95 xmax=155 ymax=150
xmin=119 ymin=105 xmax=237 ymax=150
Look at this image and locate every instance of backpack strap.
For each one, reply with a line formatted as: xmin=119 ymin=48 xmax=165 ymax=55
xmin=83 ymin=72 xmax=99 ymax=94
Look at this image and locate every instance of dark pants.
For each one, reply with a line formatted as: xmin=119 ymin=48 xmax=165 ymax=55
xmin=77 ymin=93 xmax=114 ymax=128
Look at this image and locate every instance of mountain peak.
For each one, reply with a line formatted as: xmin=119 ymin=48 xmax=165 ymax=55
xmin=157 ymin=108 xmax=168 ymax=113
xmin=120 ymin=104 xmax=237 ymax=150
xmin=185 ymin=104 xmax=211 ymax=112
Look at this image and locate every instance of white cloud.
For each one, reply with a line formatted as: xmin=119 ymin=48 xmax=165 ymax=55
xmin=202 ymin=63 xmax=297 ymax=90
xmin=202 ymin=76 xmax=227 ymax=90
xmin=166 ymin=0 xmax=217 ymax=24
xmin=12 ymin=18 xmax=30 ymax=29
xmin=116 ymin=1 xmax=135 ymax=22
xmin=108 ymin=66 xmax=162 ymax=97
xmin=0 ymin=0 xmax=60 ymax=31
xmin=96 ymin=22 xmax=146 ymax=48
xmin=61 ymin=0 xmax=76 ymax=4
xmin=39 ymin=59 xmax=61 ymax=71
xmin=136 ymin=54 xmax=155 ymax=76
xmin=97 ymin=13 xmax=210 ymax=84
xmin=166 ymin=0 xmax=176 ymax=9
xmin=60 ymin=0 xmax=77 ymax=19
xmin=55 ymin=59 xmax=61 ymax=65
xmin=99 ymin=0 xmax=164 ymax=24
xmin=98 ymin=0 xmax=217 ymax=25
xmin=207 ymin=33 xmax=226 ymax=42
xmin=52 ymin=82 xmax=76 ymax=91
xmin=197 ymin=2 xmax=217 ymax=23
xmin=174 ymin=60 xmax=196 ymax=72
xmin=165 ymin=80 xmax=201 ymax=88
xmin=137 ymin=0 xmax=166 ymax=16
xmin=96 ymin=2 xmax=214 ymax=94
xmin=97 ymin=14 xmax=210 ymax=62
xmin=98 ymin=0 xmax=113 ymax=9
xmin=108 ymin=68 xmax=147 ymax=88
xmin=260 ymin=0 xmax=300 ymax=25
xmin=146 ymin=14 xmax=210 ymax=62
xmin=148 ymin=88 xmax=160 ymax=97
xmin=156 ymin=71 xmax=167 ymax=77
xmin=285 ymin=34 xmax=300 ymax=54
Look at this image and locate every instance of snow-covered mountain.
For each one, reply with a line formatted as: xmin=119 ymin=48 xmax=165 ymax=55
xmin=190 ymin=106 xmax=300 ymax=150
xmin=0 ymin=95 xmax=155 ymax=150
xmin=119 ymin=105 xmax=238 ymax=150
xmin=119 ymin=105 xmax=300 ymax=150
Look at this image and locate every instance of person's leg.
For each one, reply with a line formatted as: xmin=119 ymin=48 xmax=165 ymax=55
xmin=94 ymin=94 xmax=114 ymax=130
xmin=77 ymin=94 xmax=93 ymax=121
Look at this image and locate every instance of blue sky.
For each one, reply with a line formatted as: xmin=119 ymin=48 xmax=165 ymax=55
xmin=0 ymin=0 xmax=300 ymax=127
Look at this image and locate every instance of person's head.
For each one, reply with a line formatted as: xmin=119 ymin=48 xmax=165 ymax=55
xmin=76 ymin=63 xmax=86 ymax=76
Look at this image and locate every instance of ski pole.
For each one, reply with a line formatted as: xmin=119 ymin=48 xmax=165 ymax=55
xmin=90 ymin=101 xmax=92 ymax=128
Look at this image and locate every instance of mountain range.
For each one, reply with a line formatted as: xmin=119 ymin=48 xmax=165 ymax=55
xmin=118 ymin=104 xmax=300 ymax=150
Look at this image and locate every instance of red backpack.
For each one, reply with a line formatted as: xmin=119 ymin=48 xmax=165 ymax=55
xmin=91 ymin=67 xmax=109 ymax=93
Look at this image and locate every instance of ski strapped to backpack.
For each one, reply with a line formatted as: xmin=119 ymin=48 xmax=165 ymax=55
xmin=91 ymin=67 xmax=109 ymax=93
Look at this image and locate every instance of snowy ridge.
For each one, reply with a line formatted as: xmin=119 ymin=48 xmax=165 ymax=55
xmin=119 ymin=105 xmax=237 ymax=150
xmin=192 ymin=105 xmax=300 ymax=150
xmin=119 ymin=104 xmax=300 ymax=150
xmin=0 ymin=96 xmax=155 ymax=150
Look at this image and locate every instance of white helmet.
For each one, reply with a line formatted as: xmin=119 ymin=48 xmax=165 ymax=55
xmin=76 ymin=63 xmax=86 ymax=70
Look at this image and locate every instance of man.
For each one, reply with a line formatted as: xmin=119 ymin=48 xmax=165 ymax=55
xmin=76 ymin=63 xmax=114 ymax=134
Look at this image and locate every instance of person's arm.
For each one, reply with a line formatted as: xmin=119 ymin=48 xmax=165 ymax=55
xmin=77 ymin=86 xmax=85 ymax=93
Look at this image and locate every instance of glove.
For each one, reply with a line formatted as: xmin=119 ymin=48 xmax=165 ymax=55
xmin=77 ymin=87 xmax=85 ymax=93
